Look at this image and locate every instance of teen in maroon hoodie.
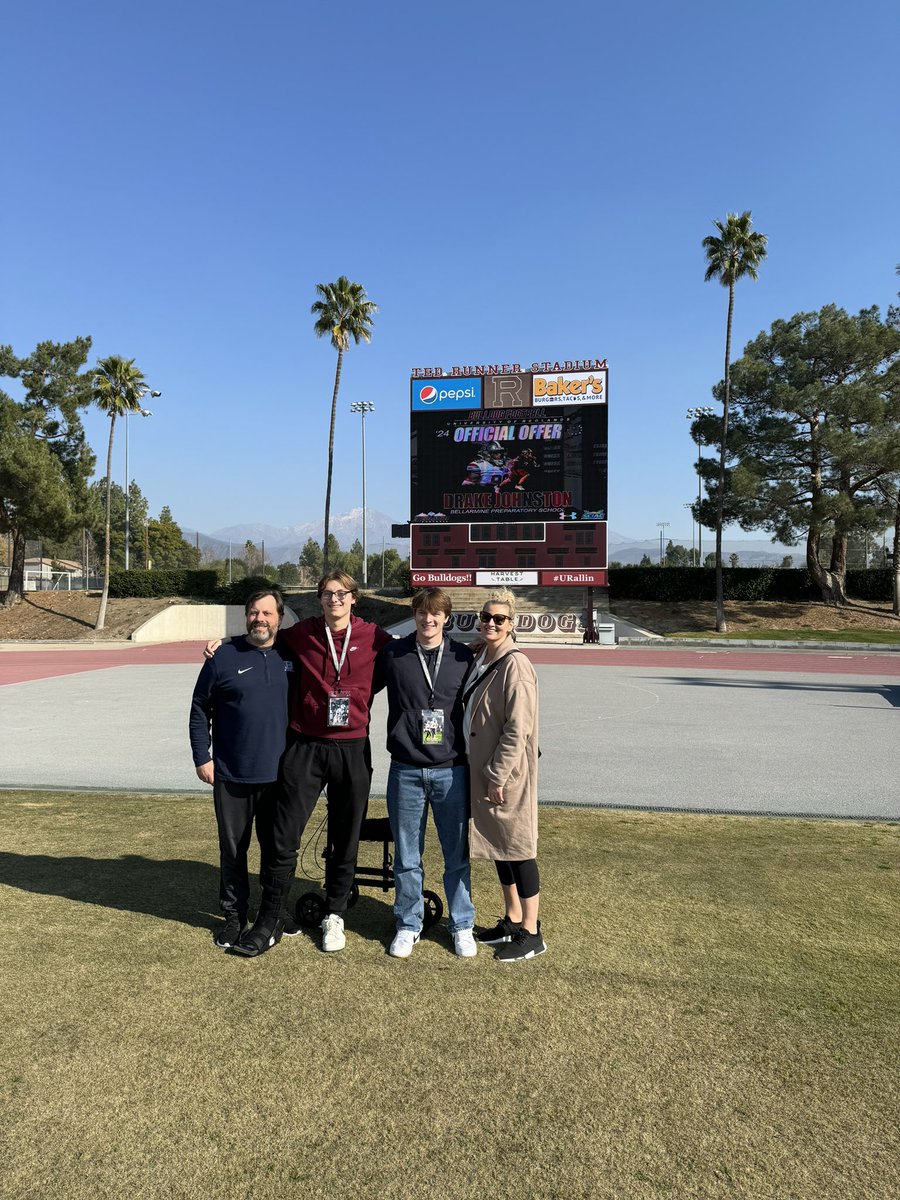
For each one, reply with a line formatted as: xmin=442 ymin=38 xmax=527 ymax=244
xmin=234 ymin=570 xmax=391 ymax=957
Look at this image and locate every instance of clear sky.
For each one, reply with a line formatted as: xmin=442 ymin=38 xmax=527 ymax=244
xmin=3 ymin=0 xmax=897 ymax=547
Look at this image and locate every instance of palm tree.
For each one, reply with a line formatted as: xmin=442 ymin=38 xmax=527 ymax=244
xmin=702 ymin=211 xmax=768 ymax=632
xmin=92 ymin=355 xmax=149 ymax=630
xmin=311 ymin=277 xmax=377 ymax=572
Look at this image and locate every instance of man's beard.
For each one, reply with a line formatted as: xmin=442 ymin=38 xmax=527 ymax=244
xmin=247 ymin=623 xmax=275 ymax=644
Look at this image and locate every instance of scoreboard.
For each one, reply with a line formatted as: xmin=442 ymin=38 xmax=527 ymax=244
xmin=409 ymin=362 xmax=608 ymax=587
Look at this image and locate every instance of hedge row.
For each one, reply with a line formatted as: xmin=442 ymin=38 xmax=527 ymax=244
xmin=846 ymin=569 xmax=893 ymax=601
xmin=219 ymin=576 xmax=284 ymax=606
xmin=106 ymin=571 xmax=304 ymax=604
xmin=106 ymin=566 xmax=896 ymax=604
xmin=107 ymin=569 xmax=220 ymax=599
xmin=608 ymin=566 xmax=893 ymax=602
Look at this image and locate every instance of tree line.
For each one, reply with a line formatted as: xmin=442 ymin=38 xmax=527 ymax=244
xmin=0 ymin=339 xmax=202 ymax=612
xmin=201 ymin=534 xmax=408 ymax=590
xmin=1 ymin=275 xmax=380 ymax=621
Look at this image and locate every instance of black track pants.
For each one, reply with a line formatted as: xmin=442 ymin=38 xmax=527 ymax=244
xmin=271 ymin=734 xmax=373 ymax=914
xmin=212 ymin=779 xmax=278 ymax=919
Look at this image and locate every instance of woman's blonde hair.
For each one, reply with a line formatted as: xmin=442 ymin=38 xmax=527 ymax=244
xmin=485 ymin=588 xmax=516 ymax=620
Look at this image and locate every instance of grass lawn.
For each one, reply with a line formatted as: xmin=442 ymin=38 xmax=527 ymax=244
xmin=670 ymin=628 xmax=900 ymax=644
xmin=2 ymin=793 xmax=897 ymax=1200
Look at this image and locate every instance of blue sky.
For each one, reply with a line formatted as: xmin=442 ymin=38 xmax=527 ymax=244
xmin=3 ymin=0 xmax=897 ymax=547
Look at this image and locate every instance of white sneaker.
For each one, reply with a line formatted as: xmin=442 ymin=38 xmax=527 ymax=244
xmin=389 ymin=929 xmax=420 ymax=959
xmin=453 ymin=928 xmax=477 ymax=958
xmin=321 ymin=913 xmax=345 ymax=953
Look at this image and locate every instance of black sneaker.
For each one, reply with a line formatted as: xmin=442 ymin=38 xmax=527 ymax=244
xmin=477 ymin=915 xmax=522 ymax=945
xmin=494 ymin=923 xmax=546 ymax=962
xmin=213 ymin=916 xmax=247 ymax=950
xmin=231 ymin=918 xmax=285 ymax=957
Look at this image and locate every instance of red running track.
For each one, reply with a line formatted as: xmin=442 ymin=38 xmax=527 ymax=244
xmin=3 ymin=641 xmax=900 ymax=686
xmin=0 ymin=642 xmax=209 ymax=685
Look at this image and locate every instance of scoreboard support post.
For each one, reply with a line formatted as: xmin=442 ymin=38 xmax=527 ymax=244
xmin=584 ymin=587 xmax=599 ymax=643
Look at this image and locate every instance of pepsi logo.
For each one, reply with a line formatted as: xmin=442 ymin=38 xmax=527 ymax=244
xmin=411 ymin=376 xmax=481 ymax=409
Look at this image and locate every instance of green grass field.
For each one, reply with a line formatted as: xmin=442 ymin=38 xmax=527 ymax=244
xmin=2 ymin=792 xmax=897 ymax=1200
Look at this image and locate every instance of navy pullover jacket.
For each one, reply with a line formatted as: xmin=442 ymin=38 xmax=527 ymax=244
xmin=375 ymin=633 xmax=473 ymax=768
xmin=189 ymin=636 xmax=291 ymax=784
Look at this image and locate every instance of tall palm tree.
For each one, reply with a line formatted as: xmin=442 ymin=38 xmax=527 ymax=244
xmin=92 ymin=355 xmax=148 ymax=630
xmin=702 ymin=211 xmax=768 ymax=632
xmin=311 ymin=277 xmax=377 ymax=572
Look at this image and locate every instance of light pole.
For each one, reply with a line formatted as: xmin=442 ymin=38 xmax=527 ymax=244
xmin=683 ymin=503 xmax=695 ymax=564
xmin=687 ymin=406 xmax=715 ymax=566
xmin=656 ymin=521 xmax=670 ymax=567
xmin=350 ymin=401 xmax=375 ymax=587
xmin=125 ymin=389 xmax=160 ymax=569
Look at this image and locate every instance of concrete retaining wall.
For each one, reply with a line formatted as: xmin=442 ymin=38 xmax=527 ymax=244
xmin=131 ymin=604 xmax=298 ymax=643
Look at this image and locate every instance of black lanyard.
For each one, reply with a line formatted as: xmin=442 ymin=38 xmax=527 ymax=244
xmin=415 ymin=640 xmax=444 ymax=708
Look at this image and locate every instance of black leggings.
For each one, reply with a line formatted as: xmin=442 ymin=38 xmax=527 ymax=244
xmin=495 ymin=858 xmax=540 ymax=900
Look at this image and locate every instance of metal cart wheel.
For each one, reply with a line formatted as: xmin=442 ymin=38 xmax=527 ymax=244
xmin=296 ymin=891 xmax=326 ymax=928
xmin=347 ymin=883 xmax=360 ymax=908
xmin=422 ymin=890 xmax=443 ymax=931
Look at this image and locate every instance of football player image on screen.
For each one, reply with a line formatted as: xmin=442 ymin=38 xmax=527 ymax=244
xmin=497 ymin=448 xmax=537 ymax=492
xmin=461 ymin=443 xmax=507 ymax=491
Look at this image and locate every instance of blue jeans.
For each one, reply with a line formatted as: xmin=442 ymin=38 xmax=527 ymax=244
xmin=386 ymin=762 xmax=474 ymax=934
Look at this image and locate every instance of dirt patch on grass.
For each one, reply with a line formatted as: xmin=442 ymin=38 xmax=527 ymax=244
xmin=0 ymin=593 xmax=177 ymax=641
xmin=612 ymin=597 xmax=900 ymax=635
xmin=0 ymin=590 xmax=415 ymax=642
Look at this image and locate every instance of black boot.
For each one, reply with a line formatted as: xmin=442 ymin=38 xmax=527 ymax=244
xmin=232 ymin=875 xmax=288 ymax=957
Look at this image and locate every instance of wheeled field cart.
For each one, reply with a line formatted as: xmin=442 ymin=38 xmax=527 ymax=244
xmin=295 ymin=815 xmax=444 ymax=930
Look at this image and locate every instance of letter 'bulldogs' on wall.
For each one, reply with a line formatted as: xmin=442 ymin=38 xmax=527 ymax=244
xmin=447 ymin=612 xmax=581 ymax=634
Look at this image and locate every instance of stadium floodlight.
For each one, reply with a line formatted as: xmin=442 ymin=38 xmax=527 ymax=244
xmin=124 ymin=390 xmax=159 ymax=570
xmin=350 ymin=402 xmax=375 ymax=587
xmin=686 ymin=407 xmax=715 ymax=565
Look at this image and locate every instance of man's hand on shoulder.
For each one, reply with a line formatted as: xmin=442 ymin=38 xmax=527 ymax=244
xmin=196 ymin=762 xmax=215 ymax=785
xmin=204 ymin=638 xmax=223 ymax=659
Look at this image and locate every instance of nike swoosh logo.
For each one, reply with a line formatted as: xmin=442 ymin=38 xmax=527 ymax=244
xmin=238 ymin=668 xmax=253 ymax=675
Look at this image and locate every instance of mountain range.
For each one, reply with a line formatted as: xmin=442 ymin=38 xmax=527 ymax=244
xmin=183 ymin=513 xmax=801 ymax=568
xmin=184 ymin=509 xmax=405 ymax=562
xmin=607 ymin=529 xmax=801 ymax=566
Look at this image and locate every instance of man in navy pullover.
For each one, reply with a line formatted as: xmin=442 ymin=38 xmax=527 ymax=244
xmin=204 ymin=570 xmax=392 ymax=957
xmin=189 ymin=588 xmax=291 ymax=949
xmin=375 ymin=587 xmax=476 ymax=958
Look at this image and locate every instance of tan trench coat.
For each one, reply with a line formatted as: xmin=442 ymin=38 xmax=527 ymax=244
xmin=467 ymin=640 xmax=539 ymax=860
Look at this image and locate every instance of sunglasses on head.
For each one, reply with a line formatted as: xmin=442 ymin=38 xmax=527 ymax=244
xmin=479 ymin=611 xmax=510 ymax=626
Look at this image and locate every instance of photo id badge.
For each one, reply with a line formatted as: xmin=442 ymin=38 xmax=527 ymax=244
xmin=420 ymin=708 xmax=445 ymax=746
xmin=328 ymin=691 xmax=351 ymax=728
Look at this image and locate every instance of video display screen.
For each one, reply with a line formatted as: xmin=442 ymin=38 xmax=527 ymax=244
xmin=410 ymin=405 xmax=607 ymax=523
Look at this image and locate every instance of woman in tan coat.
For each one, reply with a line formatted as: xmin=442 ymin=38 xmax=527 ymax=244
xmin=464 ymin=590 xmax=545 ymax=960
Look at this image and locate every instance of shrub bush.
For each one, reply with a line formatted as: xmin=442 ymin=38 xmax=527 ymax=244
xmin=107 ymin=569 xmax=219 ymax=598
xmin=608 ymin=567 xmax=821 ymax=603
xmin=846 ymin=569 xmax=892 ymax=601
xmin=220 ymin=576 xmax=284 ymax=606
